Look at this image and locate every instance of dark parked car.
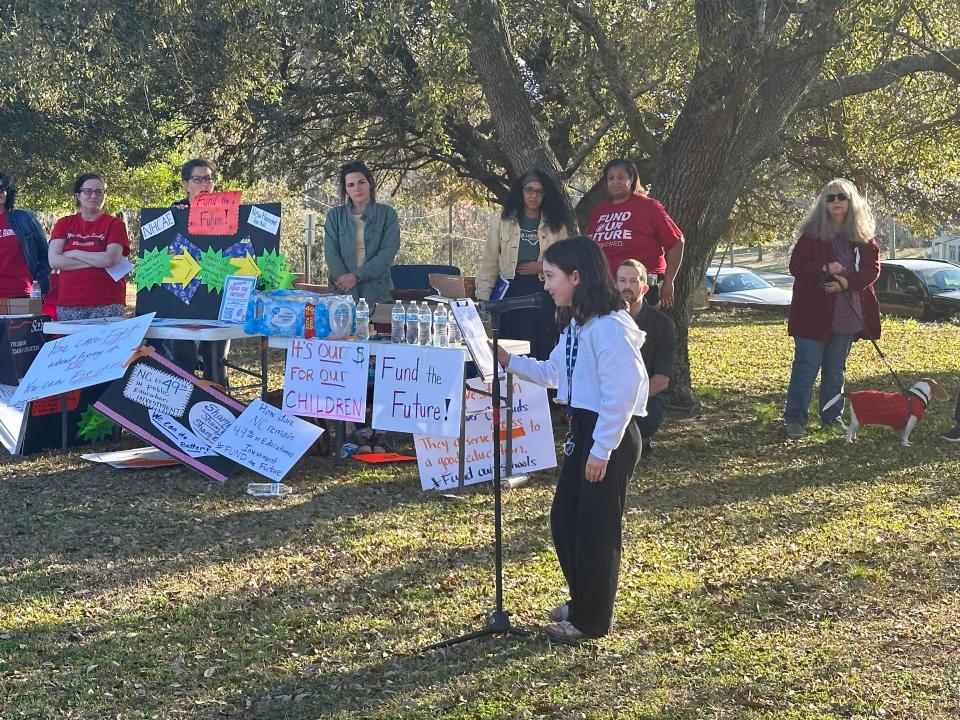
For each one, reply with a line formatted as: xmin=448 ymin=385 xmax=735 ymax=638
xmin=875 ymin=259 xmax=960 ymax=320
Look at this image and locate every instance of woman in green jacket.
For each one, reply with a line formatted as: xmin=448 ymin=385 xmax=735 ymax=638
xmin=324 ymin=161 xmax=400 ymax=306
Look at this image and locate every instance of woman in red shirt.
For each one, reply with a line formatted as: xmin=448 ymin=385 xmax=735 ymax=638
xmin=784 ymin=179 xmax=881 ymax=440
xmin=586 ymin=159 xmax=684 ymax=307
xmin=0 ymin=170 xmax=51 ymax=300
xmin=48 ymin=173 xmax=130 ymax=320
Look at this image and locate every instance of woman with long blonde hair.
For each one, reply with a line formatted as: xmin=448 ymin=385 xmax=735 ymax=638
xmin=784 ymin=179 xmax=881 ymax=440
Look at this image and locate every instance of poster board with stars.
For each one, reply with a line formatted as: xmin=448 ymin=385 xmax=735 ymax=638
xmin=134 ymin=202 xmax=292 ymax=320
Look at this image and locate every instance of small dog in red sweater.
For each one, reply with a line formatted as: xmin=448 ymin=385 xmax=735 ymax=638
xmin=844 ymin=378 xmax=949 ymax=446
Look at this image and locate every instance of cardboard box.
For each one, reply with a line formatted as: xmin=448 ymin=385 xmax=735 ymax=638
xmin=0 ymin=297 xmax=42 ymax=316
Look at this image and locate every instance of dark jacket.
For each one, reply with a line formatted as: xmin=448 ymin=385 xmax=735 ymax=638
xmin=324 ymin=201 xmax=400 ymax=305
xmin=7 ymin=209 xmax=51 ymax=294
xmin=788 ymin=234 xmax=881 ymax=342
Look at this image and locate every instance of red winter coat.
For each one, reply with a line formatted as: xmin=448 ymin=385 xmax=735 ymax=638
xmin=787 ymin=234 xmax=881 ymax=342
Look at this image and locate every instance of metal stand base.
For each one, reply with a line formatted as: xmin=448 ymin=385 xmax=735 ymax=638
xmin=425 ymin=610 xmax=531 ymax=651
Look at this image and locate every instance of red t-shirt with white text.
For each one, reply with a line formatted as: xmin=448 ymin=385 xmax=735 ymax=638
xmin=0 ymin=212 xmax=33 ymax=298
xmin=586 ymin=194 xmax=683 ymax=276
xmin=51 ymin=213 xmax=130 ymax=307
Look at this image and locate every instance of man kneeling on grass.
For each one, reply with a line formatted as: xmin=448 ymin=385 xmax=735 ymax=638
xmin=616 ymin=259 xmax=676 ymax=459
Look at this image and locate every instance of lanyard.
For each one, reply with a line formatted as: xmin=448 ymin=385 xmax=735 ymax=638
xmin=565 ymin=320 xmax=580 ymax=406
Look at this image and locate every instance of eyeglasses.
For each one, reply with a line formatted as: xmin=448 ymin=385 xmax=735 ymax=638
xmin=523 ymin=187 xmax=545 ymax=196
xmin=826 ymin=192 xmax=848 ymax=202
xmin=79 ymin=188 xmax=106 ymax=197
xmin=189 ymin=175 xmax=216 ymax=184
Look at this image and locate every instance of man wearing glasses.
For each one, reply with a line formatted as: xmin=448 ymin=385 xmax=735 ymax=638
xmin=168 ymin=158 xmax=230 ymax=384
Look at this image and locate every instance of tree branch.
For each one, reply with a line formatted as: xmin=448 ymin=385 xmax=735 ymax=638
xmin=563 ymin=0 xmax=662 ymax=162
xmin=799 ymin=49 xmax=960 ymax=109
xmin=563 ymin=76 xmax=664 ymax=178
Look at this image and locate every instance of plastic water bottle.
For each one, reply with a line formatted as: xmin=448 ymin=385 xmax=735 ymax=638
xmin=433 ymin=304 xmax=449 ymax=347
xmin=391 ymin=300 xmax=405 ymax=343
xmin=418 ymin=303 xmax=432 ymax=345
xmin=29 ymin=281 xmax=41 ymax=299
xmin=331 ymin=297 xmax=351 ymax=337
xmin=345 ymin=295 xmax=357 ymax=334
xmin=246 ymin=482 xmax=293 ymax=497
xmin=449 ymin=314 xmax=462 ymax=345
xmin=355 ymin=298 xmax=370 ymax=341
xmin=405 ymin=302 xmax=419 ymax=344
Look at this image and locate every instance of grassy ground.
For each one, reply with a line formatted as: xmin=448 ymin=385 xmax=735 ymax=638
xmin=2 ymin=311 xmax=960 ymax=719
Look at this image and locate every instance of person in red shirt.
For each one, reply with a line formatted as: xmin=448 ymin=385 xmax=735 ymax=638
xmin=586 ymin=159 xmax=684 ymax=307
xmin=48 ymin=173 xmax=130 ymax=320
xmin=0 ymin=170 xmax=51 ymax=299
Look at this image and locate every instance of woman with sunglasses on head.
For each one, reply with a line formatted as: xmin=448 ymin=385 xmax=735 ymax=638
xmin=48 ymin=172 xmax=130 ymax=320
xmin=0 ymin=170 xmax=51 ymax=300
xmin=476 ymin=170 xmax=570 ymax=359
xmin=324 ymin=161 xmax=400 ymax=306
xmin=784 ymin=179 xmax=881 ymax=440
xmin=496 ymin=236 xmax=648 ymax=640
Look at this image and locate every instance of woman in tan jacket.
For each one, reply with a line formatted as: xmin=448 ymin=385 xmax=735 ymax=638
xmin=476 ymin=170 xmax=570 ymax=359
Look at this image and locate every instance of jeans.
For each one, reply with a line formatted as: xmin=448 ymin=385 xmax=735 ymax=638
xmin=784 ymin=334 xmax=855 ymax=425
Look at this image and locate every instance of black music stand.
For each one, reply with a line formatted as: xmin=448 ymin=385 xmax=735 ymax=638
xmin=424 ymin=307 xmax=531 ymax=650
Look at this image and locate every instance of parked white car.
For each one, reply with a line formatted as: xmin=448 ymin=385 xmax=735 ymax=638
xmin=706 ymin=266 xmax=793 ymax=307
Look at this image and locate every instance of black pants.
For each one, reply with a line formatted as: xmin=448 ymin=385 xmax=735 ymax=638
xmin=551 ymin=408 xmax=642 ymax=637
xmin=634 ymin=393 xmax=667 ymax=440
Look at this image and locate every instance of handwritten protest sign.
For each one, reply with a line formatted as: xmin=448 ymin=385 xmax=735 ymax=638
xmin=414 ymin=376 xmax=556 ymax=490
xmin=282 ymin=338 xmax=368 ymax=422
xmin=123 ymin=363 xmax=193 ymax=416
xmin=212 ymin=399 xmax=323 ymax=482
xmin=10 ymin=314 xmax=154 ymax=405
xmin=371 ymin=345 xmax=464 ymax=437
xmin=218 ymin=275 xmax=257 ymax=324
xmin=94 ymin=351 xmax=244 ymax=483
xmin=188 ymin=191 xmax=242 ymax=236
xmin=248 ymin=205 xmax=281 ymax=235
xmin=140 ymin=210 xmax=174 ymax=241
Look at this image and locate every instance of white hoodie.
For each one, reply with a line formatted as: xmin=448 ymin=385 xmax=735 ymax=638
xmin=507 ymin=310 xmax=648 ymax=460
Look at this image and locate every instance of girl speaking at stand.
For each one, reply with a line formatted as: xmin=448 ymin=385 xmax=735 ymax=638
xmin=496 ymin=236 xmax=648 ymax=640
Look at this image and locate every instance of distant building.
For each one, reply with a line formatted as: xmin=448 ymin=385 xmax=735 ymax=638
xmin=929 ymin=233 xmax=960 ymax=263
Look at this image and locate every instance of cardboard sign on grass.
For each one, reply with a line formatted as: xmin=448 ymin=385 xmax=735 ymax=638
xmin=371 ymin=344 xmax=464 ymax=437
xmin=414 ymin=375 xmax=556 ymax=491
xmin=282 ymin=338 xmax=368 ymax=422
xmin=212 ymin=399 xmax=323 ymax=482
xmin=94 ymin=351 xmax=245 ymax=483
xmin=10 ymin=314 xmax=154 ymax=405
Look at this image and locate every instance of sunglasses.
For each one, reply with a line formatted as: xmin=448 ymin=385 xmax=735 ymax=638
xmin=826 ymin=192 xmax=848 ymax=202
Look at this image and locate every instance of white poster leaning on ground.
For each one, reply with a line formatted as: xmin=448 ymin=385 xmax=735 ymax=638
xmin=10 ymin=314 xmax=155 ymax=405
xmin=414 ymin=375 xmax=556 ymax=491
xmin=212 ymin=399 xmax=323 ymax=482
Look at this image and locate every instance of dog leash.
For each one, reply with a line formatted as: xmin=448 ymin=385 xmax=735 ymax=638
xmin=837 ymin=285 xmax=910 ymax=395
